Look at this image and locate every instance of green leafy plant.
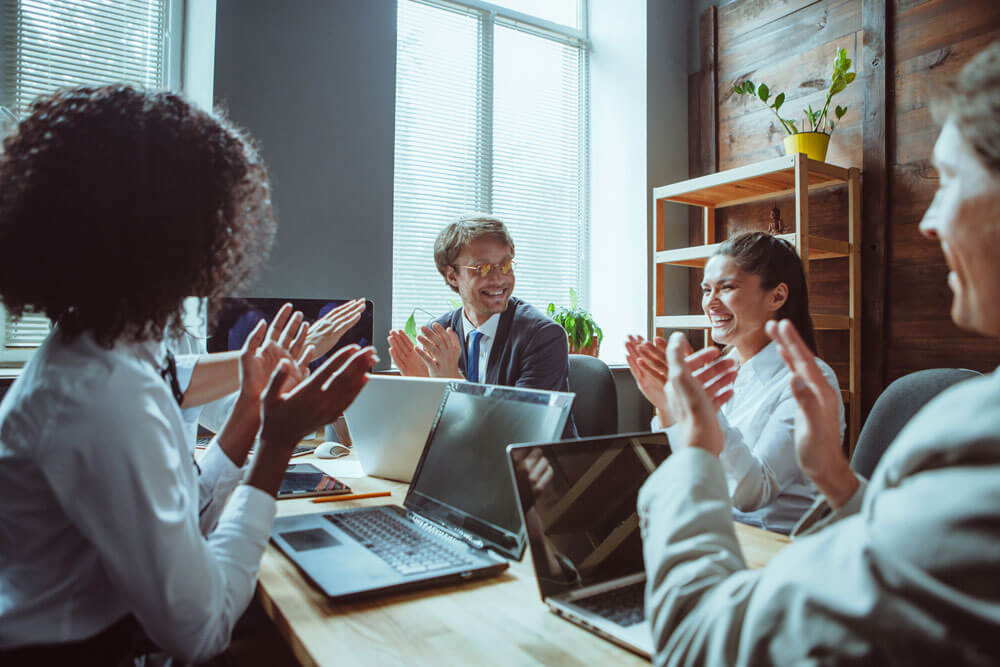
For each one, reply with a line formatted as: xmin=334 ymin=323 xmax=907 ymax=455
xmin=403 ymin=300 xmax=462 ymax=342
xmin=733 ymin=48 xmax=857 ymax=136
xmin=546 ymin=288 xmax=603 ymax=353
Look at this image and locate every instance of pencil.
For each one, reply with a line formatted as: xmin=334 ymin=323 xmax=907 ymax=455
xmin=311 ymin=491 xmax=391 ymax=504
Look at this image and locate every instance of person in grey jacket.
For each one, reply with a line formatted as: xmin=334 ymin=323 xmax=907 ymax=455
xmin=638 ymin=41 xmax=1000 ymax=665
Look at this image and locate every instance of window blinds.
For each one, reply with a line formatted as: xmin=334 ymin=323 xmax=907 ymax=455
xmin=6 ymin=0 xmax=168 ymax=117
xmin=0 ymin=0 xmax=169 ymax=359
xmin=392 ymin=0 xmax=588 ymax=331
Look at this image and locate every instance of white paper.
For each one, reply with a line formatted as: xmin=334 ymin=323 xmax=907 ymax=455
xmin=310 ymin=458 xmax=366 ymax=479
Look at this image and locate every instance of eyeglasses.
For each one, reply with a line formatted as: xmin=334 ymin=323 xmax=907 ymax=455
xmin=456 ymin=259 xmax=517 ymax=277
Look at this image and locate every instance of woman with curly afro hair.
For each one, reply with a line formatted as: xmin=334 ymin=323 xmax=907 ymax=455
xmin=0 ymin=86 xmax=377 ymax=664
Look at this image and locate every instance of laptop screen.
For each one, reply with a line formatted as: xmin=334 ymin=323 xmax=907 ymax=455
xmin=507 ymin=432 xmax=670 ymax=599
xmin=404 ymin=383 xmax=574 ymax=561
xmin=208 ymin=297 xmax=374 ymax=369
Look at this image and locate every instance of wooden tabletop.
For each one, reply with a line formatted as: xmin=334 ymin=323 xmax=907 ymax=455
xmin=256 ymin=458 xmax=790 ymax=667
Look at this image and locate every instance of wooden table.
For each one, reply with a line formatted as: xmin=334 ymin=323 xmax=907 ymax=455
xmin=256 ymin=458 xmax=790 ymax=666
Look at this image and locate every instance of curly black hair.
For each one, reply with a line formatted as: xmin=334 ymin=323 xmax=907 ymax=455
xmin=0 ymin=85 xmax=275 ymax=347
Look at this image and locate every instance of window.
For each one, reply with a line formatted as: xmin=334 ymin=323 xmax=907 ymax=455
xmin=392 ymin=0 xmax=589 ymax=331
xmin=0 ymin=0 xmax=180 ymax=363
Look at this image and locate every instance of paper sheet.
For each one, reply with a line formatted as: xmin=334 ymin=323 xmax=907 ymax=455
xmin=310 ymin=458 xmax=366 ymax=479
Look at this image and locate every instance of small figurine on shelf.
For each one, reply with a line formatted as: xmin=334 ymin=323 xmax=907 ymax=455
xmin=768 ymin=206 xmax=784 ymax=234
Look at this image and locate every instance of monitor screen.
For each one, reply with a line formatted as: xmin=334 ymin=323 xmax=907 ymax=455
xmin=507 ymin=432 xmax=670 ymax=599
xmin=208 ymin=297 xmax=374 ymax=370
xmin=404 ymin=383 xmax=574 ymax=560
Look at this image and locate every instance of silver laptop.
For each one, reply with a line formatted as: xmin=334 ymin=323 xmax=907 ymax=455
xmin=271 ymin=382 xmax=575 ymax=601
xmin=344 ymin=375 xmax=451 ymax=482
xmin=506 ymin=431 xmax=671 ymax=658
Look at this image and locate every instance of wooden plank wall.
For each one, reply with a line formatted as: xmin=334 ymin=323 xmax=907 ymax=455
xmin=687 ymin=0 xmax=1000 ymax=419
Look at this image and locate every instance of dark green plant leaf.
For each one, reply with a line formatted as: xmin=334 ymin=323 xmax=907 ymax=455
xmin=831 ymin=79 xmax=846 ymax=95
xmin=579 ymin=319 xmax=591 ymax=348
xmin=758 ymin=83 xmax=769 ymax=102
xmin=845 ymin=72 xmax=856 ymax=84
xmin=772 ymin=92 xmax=785 ymax=110
xmin=835 ymin=105 xmax=847 ymax=119
xmin=745 ymin=81 xmax=755 ymax=96
xmin=733 ymin=82 xmax=745 ymax=95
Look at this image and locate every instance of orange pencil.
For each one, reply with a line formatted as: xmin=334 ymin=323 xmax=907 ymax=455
xmin=311 ymin=491 xmax=391 ymax=504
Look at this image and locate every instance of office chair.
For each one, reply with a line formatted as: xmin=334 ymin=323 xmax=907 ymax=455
xmin=851 ymin=368 xmax=982 ymax=479
xmin=567 ymin=354 xmax=618 ymax=437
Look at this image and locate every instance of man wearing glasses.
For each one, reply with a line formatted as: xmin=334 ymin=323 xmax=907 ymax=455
xmin=388 ymin=214 xmax=577 ymax=438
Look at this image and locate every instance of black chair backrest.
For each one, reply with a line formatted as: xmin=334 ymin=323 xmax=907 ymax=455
xmin=567 ymin=354 xmax=618 ymax=438
xmin=851 ymin=368 xmax=981 ymax=479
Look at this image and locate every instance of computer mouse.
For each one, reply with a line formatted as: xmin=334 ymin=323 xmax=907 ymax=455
xmin=315 ymin=441 xmax=351 ymax=459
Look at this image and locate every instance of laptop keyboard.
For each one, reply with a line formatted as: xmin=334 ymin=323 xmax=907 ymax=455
xmin=326 ymin=510 xmax=476 ymax=576
xmin=574 ymin=581 xmax=646 ymax=627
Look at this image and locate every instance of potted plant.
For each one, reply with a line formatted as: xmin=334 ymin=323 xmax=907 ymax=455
xmin=733 ymin=48 xmax=857 ymax=162
xmin=547 ymin=288 xmax=603 ymax=357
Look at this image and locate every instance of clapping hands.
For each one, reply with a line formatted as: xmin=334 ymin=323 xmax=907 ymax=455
xmin=766 ymin=319 xmax=858 ymax=507
xmin=625 ymin=332 xmax=738 ymax=454
xmin=388 ymin=324 xmax=463 ymax=379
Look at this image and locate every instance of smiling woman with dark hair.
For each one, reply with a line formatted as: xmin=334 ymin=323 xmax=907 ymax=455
xmin=627 ymin=231 xmax=844 ymax=534
xmin=0 ymin=86 xmax=377 ymax=663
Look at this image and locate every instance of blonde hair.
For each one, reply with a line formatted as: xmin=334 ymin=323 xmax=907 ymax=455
xmin=433 ymin=214 xmax=515 ymax=292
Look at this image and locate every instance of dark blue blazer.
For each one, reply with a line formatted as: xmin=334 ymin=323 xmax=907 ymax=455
xmin=432 ymin=297 xmax=578 ymax=439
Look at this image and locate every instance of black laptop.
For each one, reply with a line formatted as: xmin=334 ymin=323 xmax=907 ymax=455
xmin=270 ymin=382 xmax=575 ymax=600
xmin=506 ymin=431 xmax=671 ymax=658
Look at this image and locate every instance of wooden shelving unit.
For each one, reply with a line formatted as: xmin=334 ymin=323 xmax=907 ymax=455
xmin=651 ymin=153 xmax=861 ymax=450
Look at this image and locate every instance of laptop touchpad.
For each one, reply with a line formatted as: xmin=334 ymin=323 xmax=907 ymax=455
xmin=281 ymin=529 xmax=341 ymax=552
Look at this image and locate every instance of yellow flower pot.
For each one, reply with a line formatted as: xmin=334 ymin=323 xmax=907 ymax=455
xmin=783 ymin=132 xmax=830 ymax=162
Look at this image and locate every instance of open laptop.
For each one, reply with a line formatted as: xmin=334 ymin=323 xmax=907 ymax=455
xmin=271 ymin=382 xmax=575 ymax=601
xmin=343 ymin=375 xmax=451 ymax=482
xmin=506 ymin=431 xmax=671 ymax=658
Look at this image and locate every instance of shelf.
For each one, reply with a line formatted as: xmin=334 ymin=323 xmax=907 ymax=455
xmin=653 ymin=154 xmax=850 ymax=209
xmin=653 ymin=314 xmax=850 ymax=331
xmin=654 ymin=233 xmax=850 ymax=268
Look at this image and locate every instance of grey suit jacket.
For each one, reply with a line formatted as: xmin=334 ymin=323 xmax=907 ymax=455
xmin=638 ymin=368 xmax=1000 ymax=665
xmin=432 ymin=297 xmax=578 ymax=438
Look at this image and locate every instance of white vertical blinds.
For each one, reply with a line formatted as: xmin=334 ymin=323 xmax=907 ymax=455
xmin=392 ymin=0 xmax=588 ymax=331
xmin=0 ymin=0 xmax=169 ymax=359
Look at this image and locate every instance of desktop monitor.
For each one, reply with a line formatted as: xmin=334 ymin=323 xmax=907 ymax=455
xmin=208 ymin=297 xmax=374 ymax=370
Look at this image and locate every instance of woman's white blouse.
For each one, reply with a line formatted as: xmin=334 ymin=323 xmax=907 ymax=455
xmin=0 ymin=329 xmax=275 ymax=662
xmin=664 ymin=340 xmax=845 ymax=533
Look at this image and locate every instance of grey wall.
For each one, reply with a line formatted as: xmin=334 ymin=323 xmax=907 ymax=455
xmin=214 ymin=0 xmax=397 ymax=368
xmin=647 ymin=0 xmax=692 ymax=324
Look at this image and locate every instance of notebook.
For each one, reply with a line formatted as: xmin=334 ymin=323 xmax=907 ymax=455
xmin=270 ymin=382 xmax=575 ymax=601
xmin=343 ymin=375 xmax=452 ymax=482
xmin=506 ymin=431 xmax=672 ymax=658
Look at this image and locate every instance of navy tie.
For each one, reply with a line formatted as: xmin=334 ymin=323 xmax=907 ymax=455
xmin=467 ymin=331 xmax=483 ymax=383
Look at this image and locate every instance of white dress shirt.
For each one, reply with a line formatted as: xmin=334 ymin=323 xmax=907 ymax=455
xmin=462 ymin=311 xmax=500 ymax=382
xmin=0 ymin=328 xmax=276 ymax=661
xmin=664 ymin=341 xmax=844 ymax=533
